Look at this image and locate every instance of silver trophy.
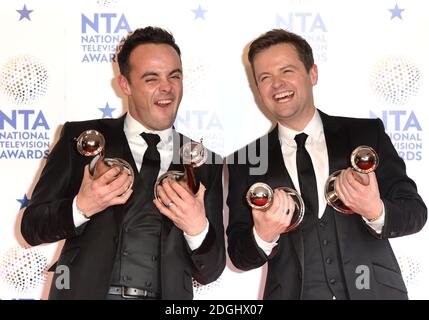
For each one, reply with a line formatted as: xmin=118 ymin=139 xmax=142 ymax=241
xmin=76 ymin=130 xmax=134 ymax=191
xmin=324 ymin=145 xmax=379 ymax=214
xmin=154 ymin=139 xmax=207 ymax=206
xmin=246 ymin=182 xmax=305 ymax=233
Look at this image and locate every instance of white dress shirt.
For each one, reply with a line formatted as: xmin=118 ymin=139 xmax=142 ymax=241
xmin=73 ymin=113 xmax=208 ymax=250
xmin=255 ymin=110 xmax=385 ymax=255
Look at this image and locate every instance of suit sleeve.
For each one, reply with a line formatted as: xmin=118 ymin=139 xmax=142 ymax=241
xmin=21 ymin=122 xmax=81 ymax=246
xmin=374 ymin=119 xmax=427 ymax=238
xmin=188 ymin=155 xmax=226 ymax=284
xmin=226 ymin=157 xmax=269 ymax=271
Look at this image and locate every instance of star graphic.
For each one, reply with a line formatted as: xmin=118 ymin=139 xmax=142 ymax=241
xmin=389 ymin=3 xmax=405 ymax=20
xmin=17 ymin=194 xmax=30 ymax=209
xmin=99 ymin=102 xmax=116 ymax=118
xmin=192 ymin=5 xmax=207 ymax=20
xmin=16 ymin=4 xmax=34 ymax=21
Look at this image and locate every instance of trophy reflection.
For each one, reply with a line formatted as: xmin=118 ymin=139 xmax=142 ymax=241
xmin=154 ymin=139 xmax=207 ymax=206
xmin=246 ymin=182 xmax=305 ymax=233
xmin=324 ymin=145 xmax=379 ymax=214
xmin=76 ymin=130 xmax=134 ymax=192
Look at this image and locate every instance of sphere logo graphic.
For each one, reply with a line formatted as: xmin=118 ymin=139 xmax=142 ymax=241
xmin=193 ymin=276 xmax=222 ymax=296
xmin=0 ymin=246 xmax=48 ymax=293
xmin=0 ymin=55 xmax=49 ymax=106
xmin=370 ymin=56 xmax=421 ymax=106
xmin=97 ymin=0 xmax=118 ymax=6
xmin=397 ymin=255 xmax=421 ymax=288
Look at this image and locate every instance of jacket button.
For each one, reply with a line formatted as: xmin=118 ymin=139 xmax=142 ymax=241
xmin=322 ymin=239 xmax=328 ymax=246
xmin=326 ymin=258 xmax=332 ymax=264
xmin=329 ymin=278 xmax=336 ymax=284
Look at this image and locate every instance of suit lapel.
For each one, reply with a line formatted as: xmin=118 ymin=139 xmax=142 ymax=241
xmin=319 ymin=111 xmax=349 ymax=175
xmin=265 ymin=126 xmax=295 ymax=189
xmin=265 ymin=126 xmax=304 ymax=271
xmin=97 ymin=114 xmax=138 ymax=227
xmin=319 ymin=111 xmax=353 ymax=262
xmin=168 ymin=130 xmax=186 ymax=171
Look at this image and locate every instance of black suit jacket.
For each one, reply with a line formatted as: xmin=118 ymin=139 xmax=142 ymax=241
xmin=21 ymin=114 xmax=225 ymax=300
xmin=226 ymin=110 xmax=427 ymax=300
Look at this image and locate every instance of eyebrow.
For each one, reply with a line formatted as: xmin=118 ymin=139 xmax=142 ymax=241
xmin=141 ymin=69 xmax=183 ymax=79
xmin=256 ymin=64 xmax=297 ymax=79
xmin=169 ymin=68 xmax=183 ymax=76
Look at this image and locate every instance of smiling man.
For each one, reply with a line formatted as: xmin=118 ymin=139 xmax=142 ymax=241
xmin=21 ymin=27 xmax=225 ymax=300
xmin=226 ymin=29 xmax=426 ymax=300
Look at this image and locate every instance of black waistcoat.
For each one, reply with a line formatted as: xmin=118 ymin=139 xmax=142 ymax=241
xmin=301 ymin=207 xmax=349 ymax=300
xmin=110 ymin=173 xmax=162 ymax=296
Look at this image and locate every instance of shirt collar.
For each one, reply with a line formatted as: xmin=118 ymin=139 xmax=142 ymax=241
xmin=278 ymin=109 xmax=324 ymax=147
xmin=124 ymin=112 xmax=173 ymax=145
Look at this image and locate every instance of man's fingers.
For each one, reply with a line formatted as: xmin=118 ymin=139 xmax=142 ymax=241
xmin=169 ymin=180 xmax=194 ymax=202
xmin=156 ymin=184 xmax=173 ymax=207
xmin=162 ymin=179 xmax=186 ymax=207
xmin=153 ymin=199 xmax=175 ymax=220
xmin=109 ymin=188 xmax=133 ymax=206
xmin=99 ymin=166 xmax=123 ymax=184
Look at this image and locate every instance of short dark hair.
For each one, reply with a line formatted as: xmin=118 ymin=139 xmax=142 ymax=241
xmin=117 ymin=26 xmax=181 ymax=80
xmin=248 ymin=29 xmax=314 ymax=74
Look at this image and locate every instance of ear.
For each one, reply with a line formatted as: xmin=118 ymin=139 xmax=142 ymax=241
xmin=118 ymin=75 xmax=131 ymax=96
xmin=310 ymin=64 xmax=318 ymax=86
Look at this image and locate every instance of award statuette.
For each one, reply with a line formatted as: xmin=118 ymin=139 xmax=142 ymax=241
xmin=246 ymin=182 xmax=305 ymax=233
xmin=324 ymin=145 xmax=379 ymax=214
xmin=76 ymin=130 xmax=134 ymax=192
xmin=154 ymin=139 xmax=207 ymax=206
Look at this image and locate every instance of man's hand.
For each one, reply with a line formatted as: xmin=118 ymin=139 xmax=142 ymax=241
xmin=252 ymin=189 xmax=295 ymax=242
xmin=154 ymin=179 xmax=207 ymax=236
xmin=76 ymin=164 xmax=133 ymax=218
xmin=334 ymin=168 xmax=383 ymax=220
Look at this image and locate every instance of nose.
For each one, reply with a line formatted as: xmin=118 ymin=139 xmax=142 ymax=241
xmin=159 ymin=78 xmax=173 ymax=93
xmin=272 ymin=76 xmax=285 ymax=89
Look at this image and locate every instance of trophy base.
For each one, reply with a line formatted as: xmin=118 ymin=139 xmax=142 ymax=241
xmin=324 ymin=170 xmax=354 ymax=214
xmin=89 ymin=156 xmax=134 ymax=193
xmin=246 ymin=183 xmax=305 ymax=233
xmin=154 ymin=170 xmax=200 ymax=207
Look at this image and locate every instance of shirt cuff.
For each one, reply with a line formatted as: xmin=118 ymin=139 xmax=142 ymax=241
xmin=253 ymin=227 xmax=279 ymax=256
xmin=362 ymin=202 xmax=385 ymax=234
xmin=72 ymin=196 xmax=90 ymax=228
xmin=184 ymin=218 xmax=209 ymax=251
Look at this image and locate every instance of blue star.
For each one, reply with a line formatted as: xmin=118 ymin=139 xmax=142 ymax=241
xmin=16 ymin=4 xmax=34 ymax=21
xmin=99 ymin=102 xmax=116 ymax=118
xmin=17 ymin=194 xmax=30 ymax=209
xmin=389 ymin=3 xmax=405 ymax=20
xmin=192 ymin=5 xmax=207 ymax=20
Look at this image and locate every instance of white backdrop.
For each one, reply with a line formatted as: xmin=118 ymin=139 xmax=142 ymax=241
xmin=0 ymin=0 xmax=428 ymax=300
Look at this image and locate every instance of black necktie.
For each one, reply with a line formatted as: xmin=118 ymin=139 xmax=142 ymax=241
xmin=140 ymin=132 xmax=161 ymax=197
xmin=295 ymin=133 xmax=318 ymax=216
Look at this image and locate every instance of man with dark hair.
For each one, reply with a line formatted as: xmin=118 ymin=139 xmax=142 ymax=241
xmin=21 ymin=26 xmax=225 ymax=300
xmin=227 ymin=29 xmax=426 ymax=299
